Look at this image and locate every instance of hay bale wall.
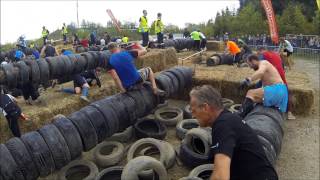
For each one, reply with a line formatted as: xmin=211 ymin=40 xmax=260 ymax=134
xmin=136 ymin=48 xmax=178 ymax=72
xmin=206 ymin=41 xmax=225 ymax=51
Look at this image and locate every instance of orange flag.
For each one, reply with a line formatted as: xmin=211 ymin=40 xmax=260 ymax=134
xmin=261 ymin=0 xmax=279 ymax=44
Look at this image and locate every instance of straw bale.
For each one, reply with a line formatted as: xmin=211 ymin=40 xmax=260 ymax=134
xmin=206 ymin=41 xmax=225 ymax=51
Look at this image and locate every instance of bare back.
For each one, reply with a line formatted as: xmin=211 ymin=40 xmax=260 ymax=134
xmin=259 ymin=61 xmax=284 ymax=86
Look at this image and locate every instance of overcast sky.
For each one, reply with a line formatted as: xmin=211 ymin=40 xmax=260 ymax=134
xmin=0 ymin=0 xmax=239 ymax=44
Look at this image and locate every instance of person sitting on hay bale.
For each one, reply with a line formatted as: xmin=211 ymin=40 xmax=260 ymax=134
xmin=239 ymin=54 xmax=288 ymax=117
xmin=106 ymin=42 xmax=166 ymax=96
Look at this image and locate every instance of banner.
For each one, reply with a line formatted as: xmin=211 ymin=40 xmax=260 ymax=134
xmin=261 ymin=0 xmax=279 ymax=44
xmin=106 ymin=9 xmax=122 ymax=33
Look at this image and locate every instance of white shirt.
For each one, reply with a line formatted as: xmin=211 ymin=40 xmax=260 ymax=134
xmin=199 ymin=32 xmax=206 ymax=39
xmin=284 ymin=40 xmax=293 ymax=52
xmin=100 ymin=39 xmax=106 ymax=46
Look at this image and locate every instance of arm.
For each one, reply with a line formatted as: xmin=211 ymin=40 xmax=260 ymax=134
xmin=211 ymin=154 xmax=231 ymax=180
xmin=248 ymin=62 xmax=267 ymax=82
xmin=108 ymin=69 xmax=126 ymax=92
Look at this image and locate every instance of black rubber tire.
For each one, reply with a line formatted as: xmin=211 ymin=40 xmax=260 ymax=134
xmin=21 ymin=131 xmax=55 ymax=177
xmin=173 ymin=67 xmax=193 ymax=89
xmin=88 ymin=51 xmax=100 ymax=68
xmin=52 ymin=115 xmax=83 ymax=160
xmin=176 ymin=119 xmax=200 ymax=140
xmin=1 ymin=63 xmax=17 ymax=89
xmin=257 ymin=135 xmax=277 ymax=165
xmin=183 ymin=104 xmax=193 ymax=119
xmin=0 ymin=144 xmax=25 ymax=180
xmin=106 ymin=126 xmax=134 ymax=143
xmin=68 ymin=111 xmax=98 ymax=152
xmin=220 ymin=54 xmax=234 ymax=65
xmin=99 ymin=51 xmax=111 ymax=69
xmin=126 ymin=89 xmax=147 ymax=118
xmin=134 ymin=118 xmax=167 ymax=140
xmin=185 ymin=128 xmax=212 ymax=155
xmin=24 ymin=59 xmax=41 ymax=86
xmin=81 ymin=52 xmax=95 ymax=70
xmin=162 ymin=71 xmax=179 ymax=96
xmin=245 ymin=114 xmax=283 ymax=156
xmin=140 ymin=82 xmax=158 ymax=113
xmin=90 ymin=99 xmax=120 ymax=137
xmin=95 ymin=166 xmax=123 ymax=180
xmin=206 ymin=56 xmax=220 ymax=66
xmin=67 ymin=54 xmax=87 ymax=74
xmin=55 ymin=56 xmax=67 ymax=76
xmin=93 ymin=141 xmax=124 ymax=168
xmin=36 ymin=58 xmax=50 ymax=87
xmin=14 ymin=60 xmax=29 ymax=86
xmin=179 ymin=140 xmax=210 ymax=168
xmin=38 ymin=124 xmax=71 ymax=170
xmin=122 ymin=156 xmax=168 ymax=180
xmin=166 ymin=69 xmax=185 ymax=94
xmin=103 ymin=95 xmax=131 ymax=132
xmin=155 ymin=73 xmax=172 ymax=97
xmin=60 ymin=55 xmax=74 ymax=75
xmin=188 ymin=164 xmax=214 ymax=179
xmin=45 ymin=57 xmax=59 ymax=79
xmin=155 ymin=107 xmax=183 ymax=126
xmin=79 ymin=105 xmax=109 ymax=143
xmin=57 ymin=160 xmax=99 ymax=180
xmin=5 ymin=137 xmax=39 ymax=180
xmin=114 ymin=93 xmax=137 ymax=125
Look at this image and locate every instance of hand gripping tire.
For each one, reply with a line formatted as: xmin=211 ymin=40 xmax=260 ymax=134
xmin=121 ymin=156 xmax=169 ymax=180
xmin=20 ymin=131 xmax=55 ymax=177
xmin=93 ymin=141 xmax=124 ymax=168
xmin=0 ymin=144 xmax=25 ymax=180
xmin=155 ymin=107 xmax=183 ymax=126
xmin=38 ymin=124 xmax=71 ymax=170
xmin=56 ymin=160 xmax=98 ymax=180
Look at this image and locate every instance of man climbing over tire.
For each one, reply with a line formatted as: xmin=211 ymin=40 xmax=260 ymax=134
xmin=57 ymin=74 xmax=90 ymax=102
xmin=1 ymin=91 xmax=30 ymax=137
xmin=257 ymin=47 xmax=295 ymax=120
xmin=238 ymin=54 xmax=288 ymax=118
xmin=106 ymin=42 xmax=165 ymax=96
xmin=189 ymin=85 xmax=278 ymax=180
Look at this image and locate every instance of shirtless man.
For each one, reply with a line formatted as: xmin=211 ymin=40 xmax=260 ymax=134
xmin=239 ymin=54 xmax=288 ymax=117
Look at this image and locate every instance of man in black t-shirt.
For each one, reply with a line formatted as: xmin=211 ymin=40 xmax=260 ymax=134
xmin=58 ymin=74 xmax=90 ymax=102
xmin=189 ymin=85 xmax=278 ymax=180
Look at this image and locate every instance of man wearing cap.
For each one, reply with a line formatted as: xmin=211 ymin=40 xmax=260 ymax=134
xmin=106 ymin=42 xmax=165 ymax=96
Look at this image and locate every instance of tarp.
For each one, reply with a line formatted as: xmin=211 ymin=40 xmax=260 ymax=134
xmin=261 ymin=0 xmax=279 ymax=44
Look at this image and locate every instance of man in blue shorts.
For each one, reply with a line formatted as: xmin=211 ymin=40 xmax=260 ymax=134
xmin=106 ymin=42 xmax=165 ymax=96
xmin=239 ymin=54 xmax=288 ymax=117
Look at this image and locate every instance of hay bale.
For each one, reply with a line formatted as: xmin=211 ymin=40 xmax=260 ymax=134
xmin=206 ymin=41 xmax=225 ymax=51
xmin=136 ymin=48 xmax=178 ymax=72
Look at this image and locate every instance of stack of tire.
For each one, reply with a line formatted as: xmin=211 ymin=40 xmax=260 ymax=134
xmin=0 ymin=82 xmax=160 ymax=180
xmin=244 ymin=105 xmax=284 ymax=165
xmin=0 ymin=51 xmax=111 ymax=89
xmin=155 ymin=66 xmax=193 ymax=98
xmin=164 ymin=38 xmax=194 ymax=51
xmin=206 ymin=53 xmax=234 ymax=66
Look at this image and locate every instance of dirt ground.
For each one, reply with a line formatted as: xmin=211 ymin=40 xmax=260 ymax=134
xmin=2 ymin=51 xmax=319 ymax=179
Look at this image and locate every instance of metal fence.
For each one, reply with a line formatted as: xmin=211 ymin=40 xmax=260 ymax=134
xmin=248 ymin=45 xmax=320 ymax=60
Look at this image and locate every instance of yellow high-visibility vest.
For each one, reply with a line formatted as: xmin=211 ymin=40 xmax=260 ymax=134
xmin=122 ymin=36 xmax=129 ymax=43
xmin=191 ymin=31 xmax=200 ymax=41
xmin=42 ymin=29 xmax=48 ymax=38
xmin=62 ymin=25 xmax=68 ymax=35
xmin=155 ymin=19 xmax=164 ymax=34
xmin=139 ymin=16 xmax=149 ymax=33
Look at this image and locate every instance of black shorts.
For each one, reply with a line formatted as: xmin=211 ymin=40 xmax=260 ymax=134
xmin=284 ymin=49 xmax=293 ymax=57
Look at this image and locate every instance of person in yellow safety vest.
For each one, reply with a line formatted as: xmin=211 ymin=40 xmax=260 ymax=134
xmin=155 ymin=13 xmax=164 ymax=43
xmin=122 ymin=36 xmax=129 ymax=43
xmin=139 ymin=10 xmax=149 ymax=47
xmin=62 ymin=23 xmax=68 ymax=45
xmin=42 ymin=26 xmax=49 ymax=45
xmin=191 ymin=30 xmax=201 ymax=51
